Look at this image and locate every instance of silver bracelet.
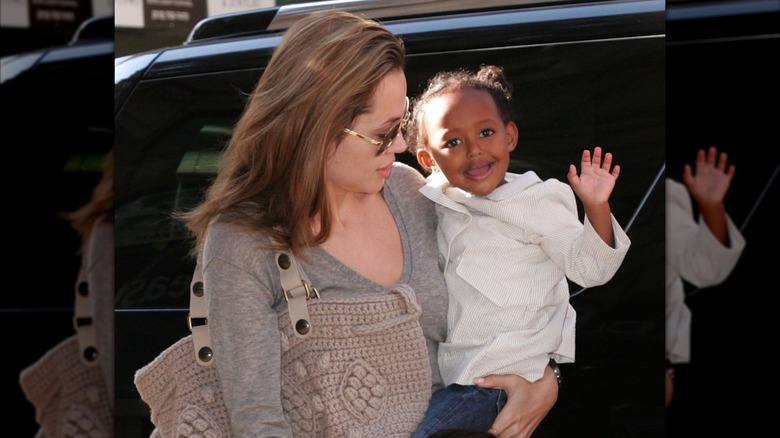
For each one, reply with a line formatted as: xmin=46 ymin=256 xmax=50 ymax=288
xmin=548 ymin=358 xmax=563 ymax=388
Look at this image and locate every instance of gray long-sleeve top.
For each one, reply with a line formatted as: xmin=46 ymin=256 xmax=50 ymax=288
xmin=201 ymin=162 xmax=448 ymax=437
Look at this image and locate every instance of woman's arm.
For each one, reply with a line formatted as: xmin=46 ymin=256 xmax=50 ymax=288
xmin=203 ymin=224 xmax=292 ymax=437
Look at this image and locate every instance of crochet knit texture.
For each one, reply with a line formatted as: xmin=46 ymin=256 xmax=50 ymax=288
xmin=278 ymin=284 xmax=431 ymax=437
xmin=134 ymin=284 xmax=431 ymax=438
xmin=19 ymin=334 xmax=112 ymax=438
xmin=135 ymin=334 xmax=231 ymax=438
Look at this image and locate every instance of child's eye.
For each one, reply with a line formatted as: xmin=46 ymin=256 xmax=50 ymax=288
xmin=444 ymin=138 xmax=462 ymax=148
xmin=479 ymin=129 xmax=495 ymax=138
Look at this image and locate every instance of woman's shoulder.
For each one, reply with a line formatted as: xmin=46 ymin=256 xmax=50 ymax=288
xmin=200 ymin=221 xmax=280 ymax=298
xmin=205 ymin=220 xmax=250 ymax=242
xmin=387 ymin=162 xmax=428 ymax=199
xmin=391 ymin=161 xmax=425 ymax=180
xmin=203 ymin=221 xmax=272 ymax=263
xmin=386 ymin=163 xmax=437 ymax=231
xmin=388 ymin=161 xmax=425 ymax=191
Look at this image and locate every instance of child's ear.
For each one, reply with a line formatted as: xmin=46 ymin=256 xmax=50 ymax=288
xmin=416 ymin=149 xmax=436 ymax=173
xmin=506 ymin=121 xmax=519 ymax=152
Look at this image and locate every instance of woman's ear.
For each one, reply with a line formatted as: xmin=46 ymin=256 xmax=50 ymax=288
xmin=416 ymin=149 xmax=436 ymax=173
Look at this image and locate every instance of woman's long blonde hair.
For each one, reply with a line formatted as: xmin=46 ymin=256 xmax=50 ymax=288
xmin=180 ymin=10 xmax=405 ymax=256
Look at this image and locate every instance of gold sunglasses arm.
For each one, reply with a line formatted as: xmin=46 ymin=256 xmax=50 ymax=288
xmin=342 ymin=128 xmax=383 ymax=146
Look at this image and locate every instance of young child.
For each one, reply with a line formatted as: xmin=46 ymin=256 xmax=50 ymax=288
xmin=665 ymin=146 xmax=745 ymax=410
xmin=406 ymin=65 xmax=632 ymax=436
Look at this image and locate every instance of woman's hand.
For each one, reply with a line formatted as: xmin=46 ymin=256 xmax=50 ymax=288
xmin=474 ymin=365 xmax=559 ymax=437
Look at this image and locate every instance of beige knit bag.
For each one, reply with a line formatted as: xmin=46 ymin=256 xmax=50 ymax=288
xmin=19 ymin=247 xmax=113 ymax=438
xmin=134 ymin=251 xmax=431 ymax=437
xmin=19 ymin=335 xmax=113 ymax=438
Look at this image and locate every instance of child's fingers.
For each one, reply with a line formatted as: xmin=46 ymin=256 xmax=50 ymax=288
xmin=716 ymin=151 xmax=729 ymax=171
xmin=591 ymin=146 xmax=602 ymax=165
xmin=581 ymin=148 xmax=592 ymax=165
xmin=567 ymin=164 xmax=579 ymax=182
xmin=706 ymin=146 xmax=718 ymax=165
xmin=695 ymin=149 xmax=706 ymax=170
xmin=601 ymin=152 xmax=613 ymax=170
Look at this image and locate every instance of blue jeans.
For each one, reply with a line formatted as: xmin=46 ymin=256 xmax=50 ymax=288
xmin=412 ymin=384 xmax=507 ymax=438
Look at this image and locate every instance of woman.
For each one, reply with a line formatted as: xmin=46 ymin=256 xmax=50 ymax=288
xmin=181 ymin=9 xmax=557 ymax=437
xmin=20 ymin=149 xmax=114 ymax=437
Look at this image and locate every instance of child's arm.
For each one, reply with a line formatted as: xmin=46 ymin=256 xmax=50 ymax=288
xmin=681 ymin=146 xmax=735 ymax=247
xmin=566 ymin=146 xmax=620 ymax=247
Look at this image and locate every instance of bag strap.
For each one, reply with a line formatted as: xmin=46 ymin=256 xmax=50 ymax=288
xmin=189 ymin=249 xmax=320 ymax=367
xmin=189 ymin=259 xmax=212 ymax=367
xmin=74 ymin=215 xmax=114 ymax=368
xmin=276 ymin=249 xmax=319 ymax=339
xmin=73 ymin=251 xmax=99 ymax=365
